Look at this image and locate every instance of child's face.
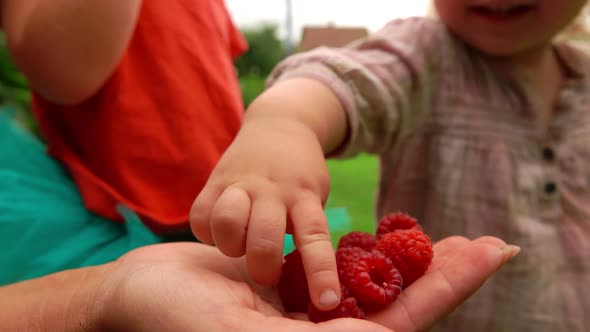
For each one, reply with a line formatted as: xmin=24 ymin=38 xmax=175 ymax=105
xmin=434 ymin=0 xmax=586 ymax=56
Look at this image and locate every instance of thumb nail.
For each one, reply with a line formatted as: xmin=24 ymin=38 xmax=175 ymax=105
xmin=501 ymin=244 xmax=521 ymax=262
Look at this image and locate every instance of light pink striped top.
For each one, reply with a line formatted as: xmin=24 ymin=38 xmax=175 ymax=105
xmin=269 ymin=17 xmax=590 ymax=332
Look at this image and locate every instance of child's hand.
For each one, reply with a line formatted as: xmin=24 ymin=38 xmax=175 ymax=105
xmin=190 ymin=116 xmax=341 ymax=311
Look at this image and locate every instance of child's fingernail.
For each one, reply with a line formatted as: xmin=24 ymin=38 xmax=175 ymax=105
xmin=319 ymin=289 xmax=340 ymax=307
xmin=501 ymin=245 xmax=521 ymax=262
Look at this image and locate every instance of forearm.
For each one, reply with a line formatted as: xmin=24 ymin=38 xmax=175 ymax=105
xmin=0 ymin=264 xmax=111 ymax=331
xmin=245 ymin=78 xmax=348 ymax=154
xmin=1 ymin=0 xmax=142 ymax=105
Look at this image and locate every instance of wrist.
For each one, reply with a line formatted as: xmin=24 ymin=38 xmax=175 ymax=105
xmin=0 ymin=263 xmax=115 ymax=331
xmin=242 ymin=110 xmax=340 ymax=155
xmin=241 ymin=116 xmax=326 ymax=151
xmin=245 ymin=78 xmax=348 ymax=154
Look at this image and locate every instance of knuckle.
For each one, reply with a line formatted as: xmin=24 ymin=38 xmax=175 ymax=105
xmin=294 ymin=177 xmax=321 ymax=195
xmin=298 ymin=216 xmax=330 ymax=238
xmin=248 ymin=237 xmax=281 ymax=259
xmin=297 ymin=231 xmax=331 ymax=249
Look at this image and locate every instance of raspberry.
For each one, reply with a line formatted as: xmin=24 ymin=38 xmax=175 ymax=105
xmin=279 ymin=212 xmax=431 ymax=321
xmin=277 ymin=250 xmax=310 ymax=312
xmin=308 ymin=297 xmax=365 ymax=323
xmin=335 ymin=246 xmax=366 ymax=281
xmin=340 ymin=282 xmax=352 ymax=299
xmin=374 ymin=229 xmax=433 ymax=288
xmin=337 ymin=231 xmax=376 ymax=251
xmin=376 ymin=212 xmax=423 ymax=239
xmin=342 ymin=250 xmax=403 ymax=311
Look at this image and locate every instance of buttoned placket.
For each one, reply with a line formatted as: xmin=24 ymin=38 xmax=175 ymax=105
xmin=535 ymin=142 xmax=563 ymax=222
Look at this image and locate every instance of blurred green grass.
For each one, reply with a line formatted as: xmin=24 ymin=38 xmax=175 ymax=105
xmin=284 ymin=153 xmax=378 ymax=252
xmin=325 ymin=154 xmax=378 ymax=237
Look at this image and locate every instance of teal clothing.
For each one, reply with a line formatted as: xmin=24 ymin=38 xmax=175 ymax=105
xmin=0 ymin=109 xmax=162 ymax=285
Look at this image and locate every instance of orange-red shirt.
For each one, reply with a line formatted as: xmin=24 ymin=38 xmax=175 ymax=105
xmin=32 ymin=0 xmax=247 ymax=233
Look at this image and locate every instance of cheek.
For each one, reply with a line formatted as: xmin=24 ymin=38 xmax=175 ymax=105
xmin=539 ymin=1 xmax=587 ymax=26
xmin=432 ymin=0 xmax=449 ymax=17
xmin=432 ymin=0 xmax=464 ymax=27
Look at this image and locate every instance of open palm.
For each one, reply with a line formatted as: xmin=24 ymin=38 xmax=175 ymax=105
xmin=98 ymin=236 xmax=516 ymax=332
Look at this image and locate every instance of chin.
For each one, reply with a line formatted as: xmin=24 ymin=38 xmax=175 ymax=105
xmin=465 ymin=38 xmax=543 ymax=58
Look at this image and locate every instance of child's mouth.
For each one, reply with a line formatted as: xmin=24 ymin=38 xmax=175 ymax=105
xmin=470 ymin=3 xmax=536 ymax=23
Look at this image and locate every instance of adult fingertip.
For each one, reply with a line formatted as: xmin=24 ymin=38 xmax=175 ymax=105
xmin=500 ymin=244 xmax=521 ymax=263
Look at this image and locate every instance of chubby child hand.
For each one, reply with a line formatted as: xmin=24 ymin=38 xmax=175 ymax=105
xmin=189 ymin=116 xmax=342 ymax=311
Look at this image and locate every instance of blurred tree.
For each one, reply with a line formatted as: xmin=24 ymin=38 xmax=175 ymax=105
xmin=235 ymin=24 xmax=284 ymax=77
xmin=235 ymin=24 xmax=285 ymax=107
xmin=0 ymin=34 xmax=29 ymax=108
xmin=0 ymin=33 xmax=36 ymax=133
xmin=239 ymin=73 xmax=266 ymax=107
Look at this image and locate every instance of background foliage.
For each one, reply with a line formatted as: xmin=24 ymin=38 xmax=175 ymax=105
xmin=236 ymin=24 xmax=284 ymax=107
xmin=0 ymin=33 xmax=35 ymax=132
xmin=0 ymin=34 xmax=30 ymax=109
xmin=235 ymin=24 xmax=284 ymax=77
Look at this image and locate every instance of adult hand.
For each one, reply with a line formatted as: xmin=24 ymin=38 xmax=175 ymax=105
xmin=1 ymin=236 xmax=517 ymax=331
xmin=97 ymin=236 xmax=517 ymax=331
xmin=98 ymin=242 xmax=390 ymax=332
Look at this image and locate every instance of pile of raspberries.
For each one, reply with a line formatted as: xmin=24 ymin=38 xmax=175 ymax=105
xmin=277 ymin=212 xmax=434 ymax=323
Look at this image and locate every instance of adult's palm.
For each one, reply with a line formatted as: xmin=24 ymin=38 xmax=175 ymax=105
xmin=98 ymin=236 xmax=517 ymax=332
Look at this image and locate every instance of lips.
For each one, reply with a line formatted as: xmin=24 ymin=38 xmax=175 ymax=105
xmin=469 ymin=1 xmax=536 ymax=21
xmin=470 ymin=0 xmax=537 ymax=8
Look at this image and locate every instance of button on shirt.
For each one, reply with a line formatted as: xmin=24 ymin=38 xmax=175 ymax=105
xmin=269 ymin=17 xmax=590 ymax=332
xmin=543 ymin=146 xmax=555 ymax=161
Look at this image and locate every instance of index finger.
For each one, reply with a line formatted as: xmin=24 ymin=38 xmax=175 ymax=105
xmin=290 ymin=196 xmax=341 ymax=311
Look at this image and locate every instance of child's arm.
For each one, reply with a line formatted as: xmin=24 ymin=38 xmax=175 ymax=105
xmin=0 ymin=0 xmax=141 ymax=105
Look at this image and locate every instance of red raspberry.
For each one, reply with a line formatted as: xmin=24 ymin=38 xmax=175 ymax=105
xmin=337 ymin=231 xmax=376 ymax=251
xmin=335 ymin=246 xmax=366 ymax=281
xmin=374 ymin=229 xmax=433 ymax=288
xmin=308 ymin=297 xmax=365 ymax=323
xmin=277 ymin=250 xmax=310 ymax=312
xmin=376 ymin=212 xmax=423 ymax=239
xmin=340 ymin=283 xmax=352 ymax=300
xmin=342 ymin=250 xmax=403 ymax=311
